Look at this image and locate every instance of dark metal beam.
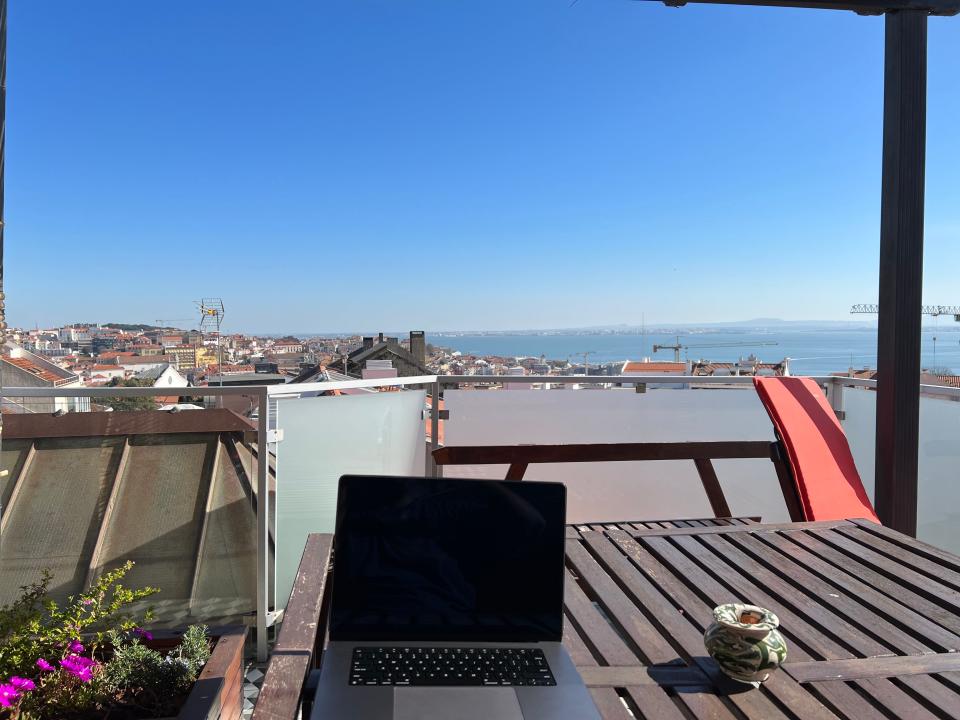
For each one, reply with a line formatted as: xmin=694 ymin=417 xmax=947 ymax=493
xmin=875 ymin=10 xmax=927 ymax=536
xmin=640 ymin=0 xmax=959 ymax=16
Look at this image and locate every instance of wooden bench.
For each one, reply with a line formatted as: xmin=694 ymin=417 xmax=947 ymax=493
xmin=432 ymin=440 xmax=805 ymax=522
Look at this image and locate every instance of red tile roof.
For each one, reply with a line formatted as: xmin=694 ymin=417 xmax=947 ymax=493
xmin=930 ymin=374 xmax=960 ymax=388
xmin=120 ymin=355 xmax=174 ymax=364
xmin=5 ymin=357 xmax=63 ymax=383
xmin=830 ymin=370 xmax=878 ymax=380
xmin=622 ymin=361 xmax=687 ymax=373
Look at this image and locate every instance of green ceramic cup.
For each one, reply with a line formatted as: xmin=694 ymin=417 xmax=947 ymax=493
xmin=703 ymin=603 xmax=788 ymax=685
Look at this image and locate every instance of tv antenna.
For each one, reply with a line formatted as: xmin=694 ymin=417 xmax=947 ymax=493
xmin=195 ymin=298 xmax=225 ymax=386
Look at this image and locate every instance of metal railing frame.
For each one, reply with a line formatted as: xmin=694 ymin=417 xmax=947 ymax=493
xmin=2 ymin=373 xmax=956 ymax=661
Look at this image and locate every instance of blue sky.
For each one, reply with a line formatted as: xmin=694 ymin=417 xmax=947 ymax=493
xmin=6 ymin=1 xmax=960 ymax=333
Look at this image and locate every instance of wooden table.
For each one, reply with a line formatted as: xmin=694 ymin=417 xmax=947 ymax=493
xmin=255 ymin=518 xmax=960 ymax=720
xmin=565 ymin=517 xmax=960 ymax=720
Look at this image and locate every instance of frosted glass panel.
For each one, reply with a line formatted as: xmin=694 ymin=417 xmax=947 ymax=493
xmin=841 ymin=389 xmax=876 ymax=503
xmin=443 ymin=389 xmax=786 ymax=524
xmin=275 ymin=391 xmax=426 ymax=606
xmin=843 ymin=387 xmax=960 ymax=554
xmin=917 ymin=395 xmax=960 ymax=553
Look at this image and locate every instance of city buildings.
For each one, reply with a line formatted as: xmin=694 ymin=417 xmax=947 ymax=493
xmin=342 ymin=331 xmax=429 ymax=378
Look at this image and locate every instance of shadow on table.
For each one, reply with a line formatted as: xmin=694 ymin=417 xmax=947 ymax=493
xmin=647 ymin=657 xmax=760 ymax=696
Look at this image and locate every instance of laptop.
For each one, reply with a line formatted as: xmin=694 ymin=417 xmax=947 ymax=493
xmin=311 ymin=475 xmax=601 ymax=720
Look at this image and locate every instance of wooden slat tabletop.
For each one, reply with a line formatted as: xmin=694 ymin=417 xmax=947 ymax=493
xmin=564 ymin=517 xmax=960 ymax=720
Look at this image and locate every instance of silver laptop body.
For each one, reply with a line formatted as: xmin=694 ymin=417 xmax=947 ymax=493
xmin=310 ymin=475 xmax=600 ymax=720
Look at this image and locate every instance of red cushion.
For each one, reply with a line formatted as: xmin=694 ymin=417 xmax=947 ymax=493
xmin=754 ymin=377 xmax=879 ymax=523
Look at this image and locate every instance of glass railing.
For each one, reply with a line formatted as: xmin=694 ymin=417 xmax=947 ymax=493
xmin=272 ymin=389 xmax=426 ymax=608
xmin=841 ymin=381 xmax=960 ymax=554
xmin=441 ymin=384 xmax=790 ymax=524
xmin=4 ymin=375 xmax=956 ymax=660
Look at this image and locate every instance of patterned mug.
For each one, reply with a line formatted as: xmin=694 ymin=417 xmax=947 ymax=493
xmin=703 ymin=603 xmax=788 ymax=685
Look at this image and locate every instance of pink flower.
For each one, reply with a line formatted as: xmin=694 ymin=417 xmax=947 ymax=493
xmin=82 ymin=598 xmax=94 ymax=606
xmin=60 ymin=655 xmax=98 ymax=683
xmin=36 ymin=658 xmax=54 ymax=672
xmin=8 ymin=677 xmax=35 ymax=692
xmin=68 ymin=640 xmax=84 ymax=653
xmin=0 ymin=684 xmax=18 ymax=707
xmin=133 ymin=627 xmax=154 ymax=641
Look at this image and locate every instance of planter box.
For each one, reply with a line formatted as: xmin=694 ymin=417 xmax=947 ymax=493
xmin=146 ymin=625 xmax=248 ymax=720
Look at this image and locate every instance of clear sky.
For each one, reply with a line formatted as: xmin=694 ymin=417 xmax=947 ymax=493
xmin=6 ymin=0 xmax=960 ymax=333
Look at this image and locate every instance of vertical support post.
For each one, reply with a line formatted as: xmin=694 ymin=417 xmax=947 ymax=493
xmin=256 ymin=388 xmax=270 ymax=661
xmin=429 ymin=380 xmax=442 ymax=477
xmin=826 ymin=377 xmax=846 ymax=421
xmin=875 ymin=10 xmax=927 ymax=537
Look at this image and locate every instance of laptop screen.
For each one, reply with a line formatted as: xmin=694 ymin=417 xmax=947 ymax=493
xmin=329 ymin=475 xmax=566 ymax=643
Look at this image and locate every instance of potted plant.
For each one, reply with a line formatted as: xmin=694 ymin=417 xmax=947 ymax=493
xmin=0 ymin=563 xmax=247 ymax=720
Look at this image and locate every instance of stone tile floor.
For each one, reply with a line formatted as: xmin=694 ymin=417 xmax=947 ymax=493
xmin=241 ymin=661 xmax=268 ymax=719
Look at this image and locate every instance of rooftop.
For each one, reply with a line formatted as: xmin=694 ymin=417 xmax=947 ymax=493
xmin=0 ymin=410 xmax=261 ymax=624
xmin=622 ymin=361 xmax=687 ymax=373
xmin=4 ymin=356 xmax=64 ymax=383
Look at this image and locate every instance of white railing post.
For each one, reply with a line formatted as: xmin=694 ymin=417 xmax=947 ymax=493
xmin=256 ymin=387 xmax=270 ymax=662
xmin=430 ymin=380 xmax=442 ymax=477
xmin=826 ymin=376 xmax=846 ymax=421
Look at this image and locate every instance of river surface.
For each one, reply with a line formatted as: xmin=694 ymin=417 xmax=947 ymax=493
xmin=428 ymin=329 xmax=960 ymax=376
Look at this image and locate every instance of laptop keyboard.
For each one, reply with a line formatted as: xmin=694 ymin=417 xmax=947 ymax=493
xmin=349 ymin=646 xmax=557 ymax=686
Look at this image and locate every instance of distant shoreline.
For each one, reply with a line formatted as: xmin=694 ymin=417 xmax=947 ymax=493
xmin=263 ymin=324 xmax=960 ymax=338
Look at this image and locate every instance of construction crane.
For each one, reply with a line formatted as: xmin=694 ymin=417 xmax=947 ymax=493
xmin=581 ymin=351 xmax=594 ymax=374
xmin=653 ymin=337 xmax=779 ymax=363
xmin=853 ymin=304 xmax=960 ymax=370
xmin=566 ymin=351 xmax=596 ymax=375
xmin=851 ymin=304 xmax=960 ymax=321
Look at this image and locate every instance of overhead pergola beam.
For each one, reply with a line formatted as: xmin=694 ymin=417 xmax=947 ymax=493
xmin=647 ymin=0 xmax=958 ymax=14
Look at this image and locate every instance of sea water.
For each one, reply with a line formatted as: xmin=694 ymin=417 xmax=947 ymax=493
xmin=429 ymin=328 xmax=960 ymax=376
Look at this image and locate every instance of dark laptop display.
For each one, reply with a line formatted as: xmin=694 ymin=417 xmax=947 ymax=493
xmin=330 ymin=476 xmax=566 ymax=643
